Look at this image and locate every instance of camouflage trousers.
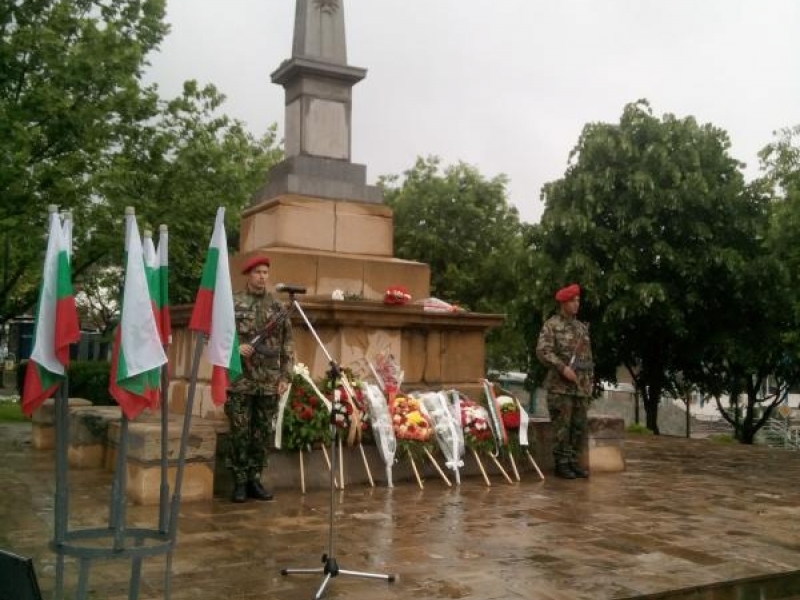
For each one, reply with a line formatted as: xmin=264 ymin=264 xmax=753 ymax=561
xmin=547 ymin=393 xmax=588 ymax=464
xmin=224 ymin=392 xmax=279 ymax=485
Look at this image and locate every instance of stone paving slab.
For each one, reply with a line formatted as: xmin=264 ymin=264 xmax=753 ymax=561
xmin=3 ymin=422 xmax=800 ymax=599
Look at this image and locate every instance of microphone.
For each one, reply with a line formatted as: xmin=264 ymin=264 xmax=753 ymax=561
xmin=275 ymin=283 xmax=307 ymax=295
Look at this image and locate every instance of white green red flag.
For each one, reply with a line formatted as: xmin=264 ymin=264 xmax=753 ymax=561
xmin=142 ymin=227 xmax=171 ymax=346
xmin=189 ymin=207 xmax=242 ymax=405
xmin=109 ymin=212 xmax=168 ymax=419
xmin=156 ymin=225 xmax=171 ymax=345
xmin=22 ymin=211 xmax=81 ymax=416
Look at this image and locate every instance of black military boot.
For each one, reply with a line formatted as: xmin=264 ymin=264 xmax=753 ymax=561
xmin=554 ymin=462 xmax=576 ymax=479
xmin=247 ymin=480 xmax=275 ymax=501
xmin=231 ymin=482 xmax=247 ymax=503
xmin=569 ymin=462 xmax=589 ymax=478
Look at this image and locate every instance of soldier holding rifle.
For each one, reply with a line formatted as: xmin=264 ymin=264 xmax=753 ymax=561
xmin=225 ymin=255 xmax=294 ymax=502
xmin=536 ymin=283 xmax=594 ymax=479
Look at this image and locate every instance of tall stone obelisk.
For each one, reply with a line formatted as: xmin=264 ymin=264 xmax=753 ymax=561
xmin=259 ymin=0 xmax=381 ymax=204
xmin=236 ymin=0 xmax=430 ymax=300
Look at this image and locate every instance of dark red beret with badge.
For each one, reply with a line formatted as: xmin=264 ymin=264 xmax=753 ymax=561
xmin=554 ymin=283 xmax=580 ymax=303
xmin=241 ymin=255 xmax=271 ymax=274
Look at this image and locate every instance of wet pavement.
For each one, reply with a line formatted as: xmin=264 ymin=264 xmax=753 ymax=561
xmin=3 ymin=421 xmax=800 ymax=600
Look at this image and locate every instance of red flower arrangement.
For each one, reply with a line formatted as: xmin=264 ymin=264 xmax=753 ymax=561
xmin=383 ymin=285 xmax=411 ymax=305
xmin=281 ymin=365 xmax=331 ymax=451
xmin=498 ymin=395 xmax=521 ymax=429
xmin=323 ymin=368 xmax=370 ymax=444
xmin=458 ymin=396 xmax=494 ymax=451
xmin=389 ymin=394 xmax=433 ymax=443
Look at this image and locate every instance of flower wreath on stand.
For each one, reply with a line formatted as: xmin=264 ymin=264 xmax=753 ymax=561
xmin=321 ymin=366 xmax=376 ymax=488
xmin=371 ymin=349 xmax=404 ymax=401
xmin=322 ymin=367 xmax=370 ymax=446
xmin=482 ymin=381 xmax=542 ymax=482
xmin=389 ymin=393 xmax=434 ymax=489
xmin=276 ymin=363 xmax=333 ymax=493
xmin=457 ymin=394 xmax=494 ymax=454
xmin=452 ymin=392 xmax=514 ymax=486
xmin=280 ymin=363 xmax=331 ymax=452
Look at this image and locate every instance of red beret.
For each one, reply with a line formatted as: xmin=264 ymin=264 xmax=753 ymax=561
xmin=555 ymin=283 xmax=580 ymax=303
xmin=241 ymin=255 xmax=271 ymax=274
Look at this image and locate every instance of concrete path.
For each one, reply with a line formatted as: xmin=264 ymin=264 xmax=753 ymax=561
xmin=2 ymin=422 xmax=800 ymax=600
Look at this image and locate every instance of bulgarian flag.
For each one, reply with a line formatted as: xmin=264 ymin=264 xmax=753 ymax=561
xmin=109 ymin=212 xmax=168 ymax=419
xmin=22 ymin=210 xmax=81 ymax=416
xmin=156 ymin=225 xmax=171 ymax=345
xmin=189 ymin=207 xmax=242 ymax=405
xmin=142 ymin=226 xmax=171 ymax=346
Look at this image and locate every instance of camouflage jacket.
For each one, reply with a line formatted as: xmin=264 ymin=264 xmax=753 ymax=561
xmin=228 ymin=288 xmax=294 ymax=396
xmin=536 ymin=313 xmax=594 ymax=397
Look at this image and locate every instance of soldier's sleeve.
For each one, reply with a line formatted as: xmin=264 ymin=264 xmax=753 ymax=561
xmin=536 ymin=319 xmax=565 ymax=374
xmin=233 ymin=293 xmax=248 ymax=342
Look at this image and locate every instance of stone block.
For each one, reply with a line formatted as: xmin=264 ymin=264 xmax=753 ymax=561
xmin=305 ymin=98 xmax=349 ymax=160
xmin=239 ymin=197 xmax=336 ymax=253
xmin=31 ymin=397 xmax=92 ymax=450
xmin=587 ymin=415 xmax=626 ymax=473
xmin=68 ymin=406 xmax=122 ymax=469
xmin=317 ymin=254 xmax=366 ymax=294
xmin=106 ymin=416 xmax=221 ymax=505
xmin=362 ymin=259 xmax=431 ymax=302
xmin=333 ymin=205 xmax=393 ymax=256
xmin=127 ymin=462 xmax=215 ymax=506
xmin=241 ymin=196 xmax=394 ymax=257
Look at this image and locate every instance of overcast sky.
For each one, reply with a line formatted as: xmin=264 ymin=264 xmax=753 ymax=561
xmin=145 ymin=0 xmax=800 ymax=224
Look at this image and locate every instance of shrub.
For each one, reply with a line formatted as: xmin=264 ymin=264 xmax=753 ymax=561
xmin=626 ymin=422 xmax=654 ymax=435
xmin=69 ymin=361 xmax=113 ymax=405
xmin=17 ymin=360 xmax=113 ymax=405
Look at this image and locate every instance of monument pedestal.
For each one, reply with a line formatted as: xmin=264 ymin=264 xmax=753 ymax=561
xmin=168 ymin=302 xmax=504 ymax=419
xmin=236 ymin=195 xmax=430 ymax=301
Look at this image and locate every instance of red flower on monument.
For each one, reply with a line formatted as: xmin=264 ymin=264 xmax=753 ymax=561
xmin=383 ymin=285 xmax=411 ymax=306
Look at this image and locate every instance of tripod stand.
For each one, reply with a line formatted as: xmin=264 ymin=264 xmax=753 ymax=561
xmin=279 ymin=296 xmax=397 ymax=599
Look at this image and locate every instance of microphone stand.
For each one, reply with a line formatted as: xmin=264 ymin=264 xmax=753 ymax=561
xmin=279 ymin=295 xmax=397 ymax=599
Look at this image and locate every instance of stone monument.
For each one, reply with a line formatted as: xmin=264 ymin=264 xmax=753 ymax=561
xmin=169 ymin=0 xmax=503 ymax=418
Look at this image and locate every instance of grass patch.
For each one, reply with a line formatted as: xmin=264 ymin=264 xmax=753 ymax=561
xmin=626 ymin=422 xmax=653 ymax=435
xmin=0 ymin=398 xmax=26 ymax=422
xmin=710 ymin=433 xmax=736 ymax=444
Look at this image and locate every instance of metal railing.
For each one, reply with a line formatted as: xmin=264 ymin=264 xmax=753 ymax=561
xmin=757 ymin=417 xmax=800 ymax=450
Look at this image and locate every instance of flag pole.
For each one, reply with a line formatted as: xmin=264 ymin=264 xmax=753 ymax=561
xmin=108 ymin=207 xmax=135 ymax=552
xmin=168 ymin=332 xmax=205 ymax=543
xmin=156 ymin=225 xmax=170 ymax=535
xmin=47 ymin=205 xmax=69 ymax=600
xmin=159 ymin=360 xmax=170 ymax=530
xmin=54 ymin=358 xmax=72 ymax=600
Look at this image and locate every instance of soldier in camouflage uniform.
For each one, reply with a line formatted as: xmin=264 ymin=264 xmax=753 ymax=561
xmin=536 ymin=283 xmax=594 ymax=479
xmin=226 ymin=255 xmax=294 ymax=502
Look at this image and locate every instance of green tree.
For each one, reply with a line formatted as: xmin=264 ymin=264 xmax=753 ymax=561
xmin=519 ymin=100 xmax=766 ymax=434
xmin=380 ymin=156 xmax=527 ymax=371
xmin=761 ymin=125 xmax=800 ymax=320
xmin=0 ymin=0 xmax=282 ymax=327
xmin=93 ymin=80 xmax=281 ymax=304
xmin=0 ymin=0 xmax=169 ymax=322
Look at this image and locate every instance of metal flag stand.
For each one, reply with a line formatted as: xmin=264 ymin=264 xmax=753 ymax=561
xmin=279 ymin=296 xmax=397 ymax=600
xmin=48 ymin=214 xmax=190 ymax=600
xmin=50 ymin=367 xmax=173 ymax=600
